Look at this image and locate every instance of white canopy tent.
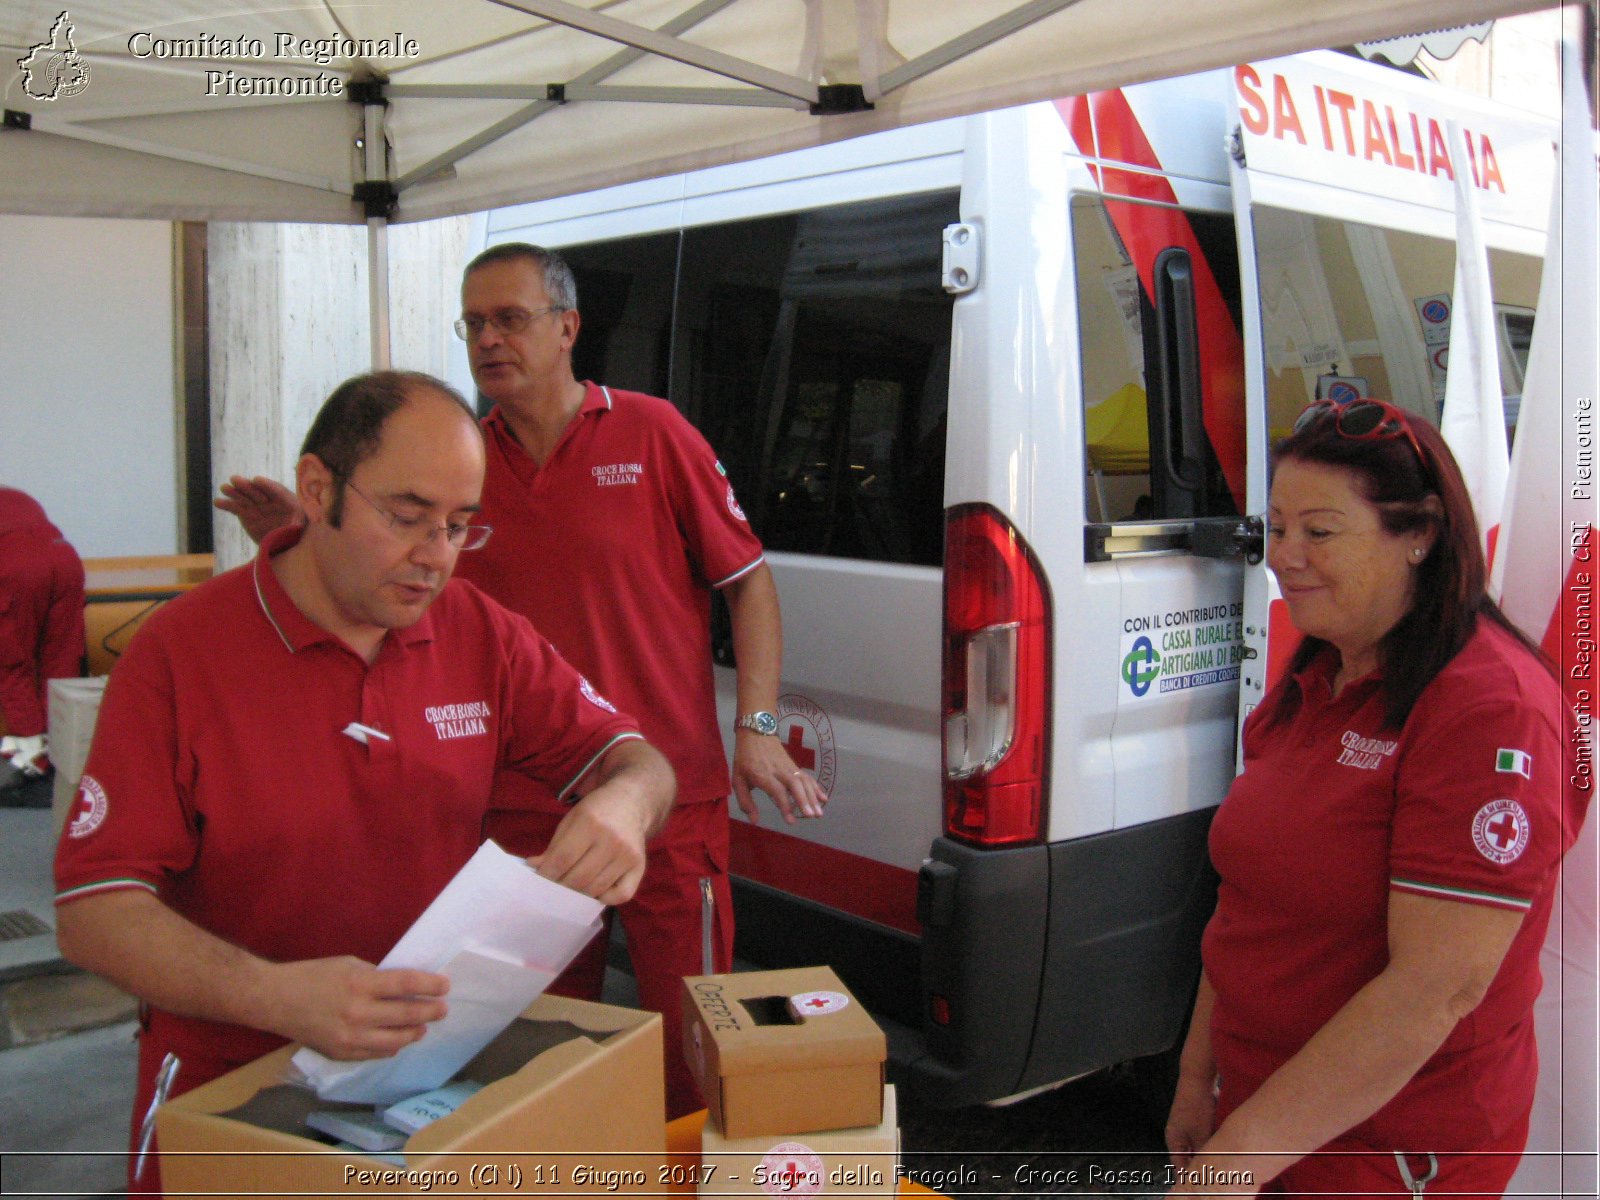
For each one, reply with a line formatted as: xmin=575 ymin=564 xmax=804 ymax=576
xmin=3 ymin=0 xmax=1558 ymax=227
xmin=2 ymin=0 xmax=1558 ymax=365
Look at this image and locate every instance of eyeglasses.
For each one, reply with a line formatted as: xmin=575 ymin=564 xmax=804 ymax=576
xmin=1292 ymin=399 xmax=1428 ymax=471
xmin=453 ymin=306 xmax=563 ymax=341
xmin=344 ymin=480 xmax=493 ymax=551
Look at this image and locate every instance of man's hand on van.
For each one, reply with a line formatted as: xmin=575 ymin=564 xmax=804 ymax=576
xmin=215 ymin=474 xmax=304 ymax=546
xmin=732 ymin=733 xmax=828 ymax=824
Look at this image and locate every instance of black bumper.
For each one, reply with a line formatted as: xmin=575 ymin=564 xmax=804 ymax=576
xmin=906 ymin=808 xmax=1217 ymax=1106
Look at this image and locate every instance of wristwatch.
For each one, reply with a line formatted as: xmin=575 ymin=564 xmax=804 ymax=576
xmin=735 ymin=711 xmax=779 ymax=736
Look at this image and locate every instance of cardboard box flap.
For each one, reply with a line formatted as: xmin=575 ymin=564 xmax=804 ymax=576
xmin=409 ymin=1018 xmax=618 ymax=1155
xmin=524 ymin=992 xmax=649 ymax=1035
xmin=219 ymin=1083 xmax=354 ymax=1134
xmin=458 ymin=1018 xmax=599 ymax=1083
xmin=158 ymin=1047 xmax=324 ymax=1152
xmin=161 ymin=1045 xmax=299 ymax=1117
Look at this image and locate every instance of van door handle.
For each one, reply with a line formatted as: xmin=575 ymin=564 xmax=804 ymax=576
xmin=1188 ymin=515 xmax=1264 ymax=564
xmin=1153 ymin=247 xmax=1203 ymax=494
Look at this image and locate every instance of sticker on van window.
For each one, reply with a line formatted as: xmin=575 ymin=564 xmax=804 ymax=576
xmin=1119 ymin=604 xmax=1245 ymax=701
xmin=777 ymin=694 xmax=837 ymax=798
xmin=1415 ymin=293 xmax=1452 ymax=346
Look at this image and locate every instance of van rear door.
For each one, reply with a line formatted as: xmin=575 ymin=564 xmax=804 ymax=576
xmin=1227 ymin=51 xmax=1554 ymax=717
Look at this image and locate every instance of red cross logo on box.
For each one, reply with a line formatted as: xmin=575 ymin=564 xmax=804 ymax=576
xmin=788 ymin=989 xmax=850 ymax=1017
xmin=758 ymin=1143 xmax=823 ymax=1197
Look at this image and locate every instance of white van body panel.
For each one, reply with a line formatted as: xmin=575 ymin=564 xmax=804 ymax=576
xmin=719 ymin=553 xmax=945 ymax=870
xmin=476 ymin=50 xmax=1553 ymax=1103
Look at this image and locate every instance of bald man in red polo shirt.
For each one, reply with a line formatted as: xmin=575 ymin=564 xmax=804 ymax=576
xmin=220 ymin=246 xmax=827 ymax=1118
xmin=60 ymin=372 xmax=675 ymax=1194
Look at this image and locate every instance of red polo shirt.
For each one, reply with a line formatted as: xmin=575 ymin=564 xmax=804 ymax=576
xmin=54 ymin=524 xmax=640 ymax=1069
xmin=0 ymin=487 xmax=85 ymax=736
xmin=1204 ymin=619 xmax=1580 ymax=1150
xmin=460 ymin=383 xmax=764 ymax=807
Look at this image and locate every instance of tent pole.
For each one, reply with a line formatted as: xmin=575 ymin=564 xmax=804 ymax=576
xmin=360 ymin=96 xmax=393 ymax=370
xmin=368 ymin=215 xmax=391 ymax=369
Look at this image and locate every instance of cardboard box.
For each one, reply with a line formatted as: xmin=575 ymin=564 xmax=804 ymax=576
xmin=683 ymin=966 xmax=886 ymax=1140
xmin=157 ymin=994 xmax=664 ymax=1197
xmin=698 ymin=1085 xmax=899 ymax=1197
xmin=47 ymin=676 xmax=107 ymax=839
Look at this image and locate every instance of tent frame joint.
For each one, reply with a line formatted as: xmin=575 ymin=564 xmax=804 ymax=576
xmin=346 ymin=78 xmax=390 ymax=108
xmin=810 ymin=84 xmax=872 ymax=115
xmin=353 ymin=181 xmax=398 ymax=220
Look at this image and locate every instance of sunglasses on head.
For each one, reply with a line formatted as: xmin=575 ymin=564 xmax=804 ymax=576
xmin=1292 ymin=398 xmax=1427 ymax=470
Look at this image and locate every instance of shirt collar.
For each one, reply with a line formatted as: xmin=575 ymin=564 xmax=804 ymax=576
xmin=1292 ymin=643 xmax=1381 ymax=706
xmin=484 ymin=380 xmax=611 ymax=443
xmin=251 ymin=523 xmax=437 ymax=655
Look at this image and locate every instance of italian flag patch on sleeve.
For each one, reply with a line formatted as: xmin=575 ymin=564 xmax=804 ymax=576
xmin=1495 ymin=748 xmax=1532 ymax=778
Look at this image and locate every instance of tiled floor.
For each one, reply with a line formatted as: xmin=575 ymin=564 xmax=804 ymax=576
xmin=0 ymin=806 xmax=131 ymax=1198
xmin=1 ymin=1018 xmax=136 ymax=1198
xmin=0 ymin=807 xmax=67 ymax=982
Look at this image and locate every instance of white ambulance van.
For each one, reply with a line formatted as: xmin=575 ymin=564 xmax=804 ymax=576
xmin=477 ymin=50 xmax=1554 ymax=1106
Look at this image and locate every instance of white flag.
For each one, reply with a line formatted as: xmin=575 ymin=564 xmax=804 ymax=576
xmin=1439 ymin=119 xmax=1508 ymax=562
xmin=1500 ymin=37 xmax=1599 ymax=1200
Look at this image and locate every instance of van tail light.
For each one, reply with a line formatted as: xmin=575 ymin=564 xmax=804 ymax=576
xmin=941 ymin=504 xmax=1051 ymax=845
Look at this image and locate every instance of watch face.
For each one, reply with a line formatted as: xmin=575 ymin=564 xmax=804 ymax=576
xmin=744 ymin=712 xmax=778 ymax=735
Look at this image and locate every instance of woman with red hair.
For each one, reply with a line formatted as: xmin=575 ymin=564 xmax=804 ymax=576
xmin=1166 ymin=400 xmax=1585 ymax=1198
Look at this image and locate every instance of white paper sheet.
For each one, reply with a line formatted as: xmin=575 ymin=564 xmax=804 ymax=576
xmin=290 ymin=840 xmax=604 ymax=1104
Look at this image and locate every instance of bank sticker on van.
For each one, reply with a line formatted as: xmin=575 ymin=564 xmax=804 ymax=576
xmin=1119 ymin=604 xmax=1245 ymax=700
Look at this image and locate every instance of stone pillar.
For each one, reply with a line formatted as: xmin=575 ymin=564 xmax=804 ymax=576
xmin=208 ymin=215 xmax=473 ymax=570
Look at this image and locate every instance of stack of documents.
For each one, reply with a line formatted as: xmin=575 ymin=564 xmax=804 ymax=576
xmin=292 ymin=840 xmax=604 ymax=1104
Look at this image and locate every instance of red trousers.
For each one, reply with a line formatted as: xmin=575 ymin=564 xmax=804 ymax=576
xmin=1258 ymin=1123 xmax=1526 ymax=1198
xmin=127 ymin=1025 xmax=244 ymax=1196
xmin=1216 ymin=1031 xmax=1530 ymax=1198
xmin=0 ymin=527 xmax=84 ymax=736
xmin=491 ymin=797 xmax=734 ymax=1119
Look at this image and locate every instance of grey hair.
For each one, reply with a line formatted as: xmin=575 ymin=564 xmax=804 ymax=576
xmin=463 ymin=242 xmax=578 ymax=311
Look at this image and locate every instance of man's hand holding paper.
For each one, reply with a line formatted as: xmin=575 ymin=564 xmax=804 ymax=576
xmin=292 ymin=840 xmax=612 ymax=1103
xmin=534 ymin=737 xmax=675 ymax=907
xmin=267 ymin=956 xmax=450 ymax=1062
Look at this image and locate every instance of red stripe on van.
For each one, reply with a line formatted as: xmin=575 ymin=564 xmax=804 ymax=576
xmin=1055 ymin=91 xmax=1248 ymax=513
xmin=729 ymin=821 xmax=921 ymax=937
xmin=1060 ymin=93 xmax=1100 ymax=188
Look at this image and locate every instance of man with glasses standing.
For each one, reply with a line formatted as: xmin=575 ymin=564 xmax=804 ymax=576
xmin=221 ymin=244 xmax=827 ymax=1117
xmin=463 ymin=243 xmax=826 ymax=1117
xmin=60 ymin=371 xmax=675 ymax=1194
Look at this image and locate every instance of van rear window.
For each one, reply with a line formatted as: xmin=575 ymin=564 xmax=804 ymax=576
xmin=563 ymin=190 xmax=958 ymax=568
xmin=1072 ymin=194 xmax=1245 ymax=523
xmin=1245 ymin=206 xmax=1539 ymax=449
